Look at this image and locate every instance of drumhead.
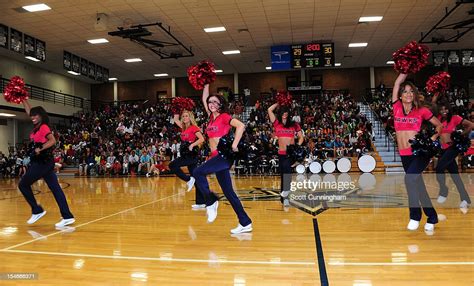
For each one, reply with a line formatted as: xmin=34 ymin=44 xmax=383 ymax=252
xmin=336 ymin=157 xmax=351 ymax=173
xmin=295 ymin=164 xmax=306 ymax=174
xmin=358 ymin=155 xmax=376 ymax=173
xmin=322 ymin=160 xmax=336 ymax=174
xmin=309 ymin=162 xmax=322 ymax=174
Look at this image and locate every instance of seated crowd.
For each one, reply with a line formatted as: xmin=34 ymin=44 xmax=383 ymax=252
xmin=1 ymin=89 xmax=374 ymax=177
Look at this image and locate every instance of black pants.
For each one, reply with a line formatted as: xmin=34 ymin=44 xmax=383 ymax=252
xmin=401 ymin=155 xmax=438 ymax=224
xmin=193 ymin=155 xmax=252 ymax=226
xmin=18 ymin=160 xmax=74 ymax=219
xmin=278 ymin=155 xmax=292 ymax=194
xmin=436 ymin=147 xmax=471 ymax=203
xmin=169 ymin=156 xmax=204 ymax=204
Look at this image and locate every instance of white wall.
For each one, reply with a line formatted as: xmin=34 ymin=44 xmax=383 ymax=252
xmin=0 ymin=55 xmax=91 ymax=99
xmin=0 ymin=119 xmax=15 ymax=154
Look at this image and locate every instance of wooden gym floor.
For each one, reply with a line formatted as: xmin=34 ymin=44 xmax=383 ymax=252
xmin=0 ymin=174 xmax=472 ymax=285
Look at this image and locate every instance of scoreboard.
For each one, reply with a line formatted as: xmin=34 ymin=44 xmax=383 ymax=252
xmin=291 ymin=43 xmax=334 ymax=68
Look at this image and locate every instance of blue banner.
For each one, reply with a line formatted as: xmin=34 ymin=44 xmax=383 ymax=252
xmin=271 ymin=45 xmax=291 ymax=70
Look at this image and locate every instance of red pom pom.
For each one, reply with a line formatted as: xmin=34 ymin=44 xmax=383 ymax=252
xmin=187 ymin=60 xmax=217 ymax=90
xmin=276 ymin=90 xmax=292 ymax=107
xmin=392 ymin=41 xmax=430 ymax=74
xmin=3 ymin=76 xmax=29 ymax=104
xmin=426 ymin=71 xmax=451 ymax=94
xmin=170 ymin=97 xmax=195 ymax=114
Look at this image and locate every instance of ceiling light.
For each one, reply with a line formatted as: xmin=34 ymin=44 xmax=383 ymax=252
xmin=108 ymin=78 xmax=117 ymax=81
xmin=348 ymin=43 xmax=368 ymax=47
xmin=386 ymin=61 xmax=395 ymax=64
xmin=265 ymin=66 xmax=272 ymax=70
xmin=222 ymin=50 xmax=240 ymax=55
xmin=204 ymin=27 xmax=226 ymax=33
xmin=335 ymin=63 xmax=342 ymax=66
xmin=214 ymin=69 xmax=223 ymax=73
xmin=87 ymin=38 xmax=109 ymax=44
xmin=67 ymin=71 xmax=80 ymax=75
xmin=25 ymin=56 xmax=40 ymax=62
xmin=22 ymin=3 xmax=51 ymax=12
xmin=359 ymin=16 xmax=383 ymax=22
xmin=0 ymin=113 xmax=16 ymax=117
xmin=124 ymin=58 xmax=142 ymax=62
xmin=154 ymin=73 xmax=168 ymax=77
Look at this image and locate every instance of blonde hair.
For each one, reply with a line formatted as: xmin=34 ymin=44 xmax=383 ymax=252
xmin=181 ymin=110 xmax=198 ymax=129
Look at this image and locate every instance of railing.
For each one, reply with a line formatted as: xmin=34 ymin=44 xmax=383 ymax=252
xmin=0 ymin=77 xmax=91 ymax=110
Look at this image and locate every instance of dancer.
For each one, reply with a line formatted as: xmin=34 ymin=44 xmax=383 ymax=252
xmin=433 ymin=101 xmax=473 ymax=210
xmin=392 ymin=73 xmax=443 ymax=232
xmin=169 ymin=109 xmax=206 ymax=209
xmin=193 ymin=84 xmax=252 ymax=234
xmin=267 ymin=102 xmax=304 ymax=204
xmin=19 ymin=100 xmax=75 ymax=227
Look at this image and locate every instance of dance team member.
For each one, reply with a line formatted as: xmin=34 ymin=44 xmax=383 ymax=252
xmin=19 ymin=100 xmax=75 ymax=227
xmin=392 ymin=73 xmax=443 ymax=232
xmin=433 ymin=101 xmax=473 ymax=209
xmin=169 ymin=109 xmax=206 ymax=209
xmin=193 ymin=84 xmax=252 ymax=234
xmin=267 ymin=102 xmax=304 ymax=203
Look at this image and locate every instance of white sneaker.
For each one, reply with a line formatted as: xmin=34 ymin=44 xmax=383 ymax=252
xmin=424 ymin=223 xmax=435 ymax=233
xmin=460 ymin=200 xmax=469 ymax=209
xmin=281 ymin=191 xmax=290 ymax=198
xmin=146 ymin=173 xmax=151 ymax=177
xmin=230 ymin=223 xmax=253 ymax=234
xmin=407 ymin=219 xmax=420 ymax=231
xmin=186 ymin=177 xmax=195 ymax=192
xmin=206 ymin=201 xmax=219 ymax=223
xmin=55 ymin=218 xmax=75 ymax=227
xmin=27 ymin=211 xmax=47 ymax=224
xmin=437 ymin=196 xmax=447 ymax=203
xmin=191 ymin=204 xmax=206 ymax=209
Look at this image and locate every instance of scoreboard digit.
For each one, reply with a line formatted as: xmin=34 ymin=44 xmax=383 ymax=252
xmin=291 ymin=42 xmax=334 ymax=68
xmin=292 ymin=44 xmax=303 ymax=68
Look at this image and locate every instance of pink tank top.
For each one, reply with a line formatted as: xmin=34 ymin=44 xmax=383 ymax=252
xmin=439 ymin=115 xmax=464 ymax=149
xmin=439 ymin=115 xmax=463 ymax=134
xmin=30 ymin=124 xmax=51 ymax=144
xmin=206 ymin=113 xmax=232 ymax=138
xmin=180 ymin=125 xmax=200 ymax=142
xmin=273 ymin=119 xmax=301 ymax=138
xmin=393 ymin=100 xmax=433 ymax=132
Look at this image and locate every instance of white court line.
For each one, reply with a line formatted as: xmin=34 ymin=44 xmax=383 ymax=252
xmin=0 ymin=249 xmax=316 ymax=266
xmin=1 ymin=193 xmax=181 ymax=251
xmin=329 ymin=261 xmax=474 ymax=266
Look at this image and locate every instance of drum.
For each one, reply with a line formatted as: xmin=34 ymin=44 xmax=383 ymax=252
xmin=295 ymin=164 xmax=306 ymax=174
xmin=322 ymin=160 xmax=336 ymax=174
xmin=357 ymin=155 xmax=376 ymax=173
xmin=309 ymin=161 xmax=322 ymax=174
xmin=336 ymin=157 xmax=351 ymax=173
